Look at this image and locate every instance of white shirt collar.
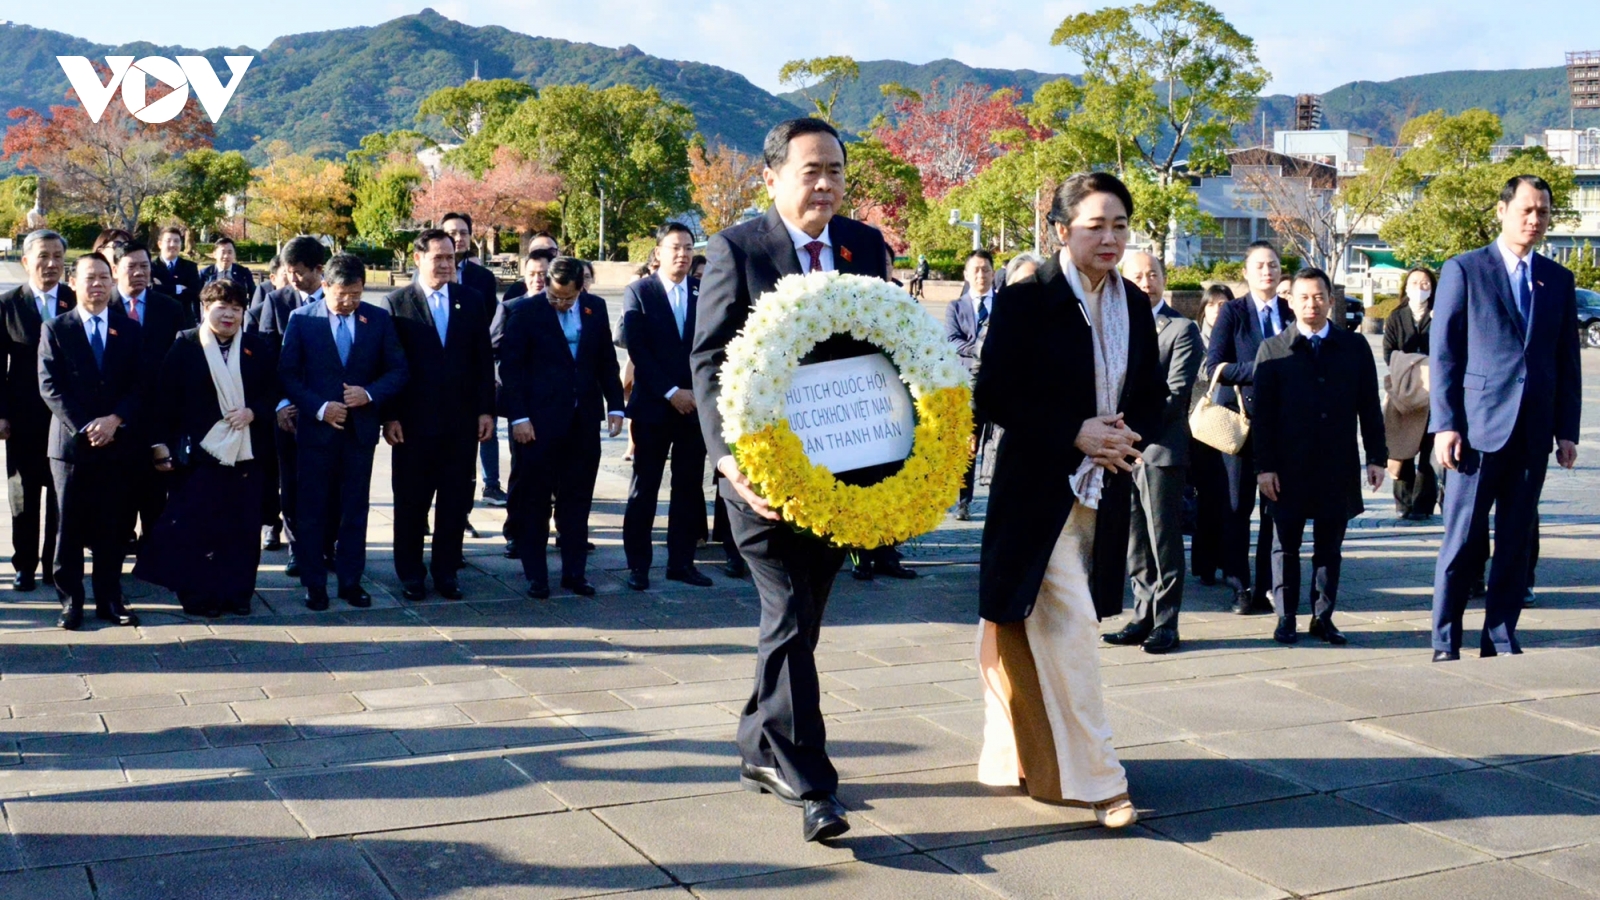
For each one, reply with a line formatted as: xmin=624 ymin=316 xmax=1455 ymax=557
xmin=657 ymin=270 xmax=687 ymax=296
xmin=75 ymin=305 xmax=107 ymax=327
xmin=1496 ymin=237 xmax=1535 ymax=277
xmin=121 ymin=289 xmax=145 ymax=307
xmin=1151 ymin=299 xmax=1168 ymax=318
xmin=423 ymin=282 xmax=449 ymax=300
xmin=779 ymin=215 xmax=831 ymax=251
xmin=1296 ymin=321 xmax=1331 ymax=340
xmin=1252 ymin=294 xmax=1278 ymax=314
xmin=30 ymin=283 xmax=56 ymax=303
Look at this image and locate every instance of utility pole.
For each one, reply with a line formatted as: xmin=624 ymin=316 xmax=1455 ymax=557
xmin=597 ymin=170 xmax=607 ymax=261
xmin=1033 ymin=186 xmax=1042 ymax=255
xmin=949 ymin=208 xmax=981 ymax=251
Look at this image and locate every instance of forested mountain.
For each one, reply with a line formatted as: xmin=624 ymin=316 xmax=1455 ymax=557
xmin=777 ymin=59 xmax=1073 ymax=134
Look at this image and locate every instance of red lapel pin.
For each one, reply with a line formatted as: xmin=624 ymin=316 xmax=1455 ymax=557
xmin=244 ymin=348 xmax=253 ymax=356
xmin=108 ymin=328 xmax=119 ymax=337
xmin=358 ymin=315 xmax=369 ymax=324
xmin=583 ymin=306 xmax=592 ymax=316
xmin=840 ymin=246 xmax=853 ymax=263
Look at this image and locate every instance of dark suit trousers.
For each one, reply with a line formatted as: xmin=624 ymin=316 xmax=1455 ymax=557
xmin=131 ymin=465 xmax=170 ymax=546
xmin=623 ymin=413 xmax=706 ymax=572
xmin=275 ymin=424 xmax=299 ymax=540
xmin=392 ymin=431 xmax=478 ymax=585
xmin=508 ymin=409 xmax=600 ymax=585
xmin=958 ymin=415 xmax=988 ymax=503
xmin=1128 ymin=463 xmax=1185 ymax=631
xmin=727 ymin=492 xmax=847 ymax=798
xmin=479 ymin=421 xmax=501 ymax=489
xmin=8 ymin=434 xmax=57 ymax=578
xmin=1269 ymin=504 xmax=1347 ymax=620
xmin=1432 ymin=419 xmax=1546 ymax=654
xmin=1222 ymin=440 xmax=1274 ymax=594
xmin=1188 ymin=440 xmax=1228 ymax=578
xmin=295 ymin=434 xmax=375 ymax=595
xmin=50 ymin=454 xmax=131 ymax=608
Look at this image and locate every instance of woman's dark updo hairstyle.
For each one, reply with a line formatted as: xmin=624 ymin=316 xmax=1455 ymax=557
xmin=1047 ymin=172 xmax=1135 ymax=229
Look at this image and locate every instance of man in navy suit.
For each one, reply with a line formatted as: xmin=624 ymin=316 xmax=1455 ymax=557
xmin=38 ymin=254 xmax=144 ymax=629
xmin=150 ymin=226 xmax=202 ymax=320
xmin=620 ymin=222 xmax=712 ymax=591
xmin=247 ymin=236 xmax=327 ymax=570
xmin=278 ymin=254 xmax=408 ymax=610
xmin=1204 ymin=241 xmax=1293 ymax=615
xmin=944 ymin=248 xmax=996 ymax=521
xmin=1430 ymin=175 xmax=1582 ymax=660
xmin=497 ymin=256 xmax=625 ymax=598
xmin=199 ymin=236 xmax=257 ymax=298
xmin=0 ymin=230 xmax=74 ymax=592
xmin=382 ymin=229 xmax=495 ymax=601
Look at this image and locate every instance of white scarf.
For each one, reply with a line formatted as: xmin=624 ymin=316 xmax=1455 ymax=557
xmin=1062 ymin=258 xmax=1130 ymax=509
xmin=199 ymin=326 xmax=253 ymax=466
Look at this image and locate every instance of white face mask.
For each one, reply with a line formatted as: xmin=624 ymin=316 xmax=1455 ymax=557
xmin=1406 ymin=286 xmax=1432 ymax=305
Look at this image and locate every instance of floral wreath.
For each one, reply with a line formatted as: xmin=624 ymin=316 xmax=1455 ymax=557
xmin=719 ymin=272 xmax=974 ymax=548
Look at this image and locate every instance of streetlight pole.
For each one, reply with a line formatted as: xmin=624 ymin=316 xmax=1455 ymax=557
xmin=949 ymin=208 xmax=982 ymax=251
xmin=596 ymin=170 xmax=607 ymax=261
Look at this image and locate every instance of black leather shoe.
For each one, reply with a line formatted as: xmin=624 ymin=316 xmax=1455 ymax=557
xmin=666 ymin=567 xmax=714 ymax=587
xmin=12 ymin=573 xmax=37 ymax=592
xmin=626 ymin=569 xmax=650 ymax=591
xmin=851 ymin=563 xmax=873 ymax=581
xmin=1101 ymin=621 xmax=1152 ymax=647
xmin=1432 ymin=649 xmax=1460 ymax=662
xmin=739 ymin=762 xmax=803 ymax=808
xmin=58 ymin=606 xmax=83 ymax=630
xmin=339 ymin=586 xmax=372 ymax=608
xmin=503 ymin=542 xmax=521 ymax=560
xmin=95 ymin=602 xmax=138 ymax=627
xmin=1469 ymin=579 xmax=1487 ymax=599
xmin=561 ymin=576 xmax=596 ymax=597
xmin=1142 ymin=628 xmax=1180 ymax=654
xmin=875 ymin=560 xmax=919 ymax=580
xmin=526 ymin=582 xmax=550 ymax=600
xmin=1232 ymin=589 xmax=1253 ymax=615
xmin=435 ymin=582 xmax=463 ymax=601
xmin=263 ymin=529 xmax=284 ymax=551
xmin=802 ymin=795 xmax=850 ymax=843
xmin=1273 ymin=615 xmax=1298 ymax=644
xmin=305 ymin=592 xmax=330 ymax=611
xmin=285 ymin=557 xmax=300 ymax=578
xmin=401 ymin=582 xmax=426 ymax=602
xmin=722 ymin=558 xmax=749 ymax=578
xmin=1308 ymin=616 xmax=1348 ymax=645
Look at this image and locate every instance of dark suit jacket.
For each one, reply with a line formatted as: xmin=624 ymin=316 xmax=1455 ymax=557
xmin=496 ymin=291 xmax=624 ymax=442
xmin=151 ymin=256 xmax=202 ymax=315
xmin=457 ymin=260 xmax=500 ymax=317
xmin=278 ymin=301 xmax=408 ymax=449
xmin=692 ymin=206 xmax=892 ymax=465
xmin=111 ymin=289 xmax=195 ymax=442
xmin=621 ymin=274 xmax=699 ymax=425
xmin=1252 ymin=326 xmax=1386 ymax=520
xmin=1204 ymin=294 xmax=1296 ymax=417
xmin=944 ymin=288 xmax=992 ymax=373
xmin=1145 ymin=303 xmax=1203 ymax=468
xmin=975 ymin=254 xmax=1165 ymax=623
xmin=37 ymin=311 xmax=144 ymax=463
xmin=0 ymin=283 xmax=76 ymax=434
xmin=1382 ymin=303 xmax=1432 ymax=364
xmin=199 ymin=263 xmax=257 ymax=298
xmin=246 ymin=286 xmax=312 ymax=351
xmin=381 ymin=281 xmax=495 ymax=439
xmin=1430 ymin=244 xmax=1581 ymax=455
xmin=501 ymin=281 xmax=530 ymax=304
xmin=156 ymin=329 xmax=277 ymax=462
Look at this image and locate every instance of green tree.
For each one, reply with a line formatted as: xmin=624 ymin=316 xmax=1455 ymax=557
xmin=842 ymin=138 xmax=925 ymax=251
xmin=466 ymin=84 xmax=695 ymax=258
xmin=0 ymin=175 xmax=38 ymax=240
xmin=1048 ymin=0 xmax=1267 ymax=257
xmin=416 ymin=79 xmax=536 ymax=142
xmin=1375 ymin=110 xmax=1578 ymax=263
xmin=778 ymin=56 xmax=861 ymax=125
xmin=347 ymin=132 xmax=430 ymax=268
xmin=149 ymin=149 xmax=251 ymax=246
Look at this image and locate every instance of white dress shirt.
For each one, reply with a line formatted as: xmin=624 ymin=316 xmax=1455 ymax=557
xmin=1495 ymin=237 xmax=1535 ymax=299
xmin=1252 ymin=294 xmax=1283 ymax=337
xmin=780 ymin=216 xmax=834 ymax=274
xmin=1295 ymin=321 xmax=1331 ymax=341
xmin=658 ymin=271 xmax=690 ymax=400
xmin=317 ymin=311 xmax=369 ymax=423
xmin=1151 ymin=298 xmax=1168 ymax=320
xmin=29 ymin=284 xmax=57 ymax=319
xmin=120 ymin=289 xmax=146 ymax=323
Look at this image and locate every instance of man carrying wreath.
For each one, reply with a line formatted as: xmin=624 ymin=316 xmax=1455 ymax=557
xmin=692 ymin=117 xmax=892 ymax=844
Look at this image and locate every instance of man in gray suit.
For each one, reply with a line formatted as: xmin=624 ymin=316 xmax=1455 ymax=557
xmin=1104 ymin=251 xmax=1201 ymax=653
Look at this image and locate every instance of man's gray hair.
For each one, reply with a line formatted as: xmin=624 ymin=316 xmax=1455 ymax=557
xmin=21 ymin=229 xmax=66 ymax=257
xmin=1004 ymin=252 xmax=1044 ymax=279
xmin=1121 ymin=249 xmax=1164 ymax=277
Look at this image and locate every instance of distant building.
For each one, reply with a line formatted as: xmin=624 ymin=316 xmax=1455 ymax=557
xmin=1272 ymin=130 xmax=1376 ymax=174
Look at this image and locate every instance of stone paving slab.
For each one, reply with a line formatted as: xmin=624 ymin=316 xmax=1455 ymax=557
xmin=89 ymin=839 xmax=394 ymax=900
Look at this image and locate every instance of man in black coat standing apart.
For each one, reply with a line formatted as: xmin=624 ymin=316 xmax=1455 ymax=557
xmin=382 ymin=229 xmax=495 ymax=601
xmin=0 ymin=230 xmax=74 ymax=592
xmin=1252 ymin=268 xmax=1386 ymax=646
xmin=150 ymin=226 xmax=202 ymax=320
xmin=692 ymin=118 xmax=893 ymax=844
xmin=621 ymin=221 xmax=712 ymax=591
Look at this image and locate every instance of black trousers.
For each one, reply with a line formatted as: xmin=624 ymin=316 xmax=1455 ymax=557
xmin=50 ymin=453 xmax=133 ymax=608
xmin=727 ymin=490 xmax=847 ymax=798
xmin=1188 ymin=439 xmax=1228 ymax=579
xmin=958 ymin=417 xmax=988 ymax=503
xmin=1222 ymin=441 xmax=1274 ymax=595
xmin=1129 ymin=462 xmax=1186 ymax=631
xmin=1393 ymin=431 xmax=1439 ymax=516
xmin=508 ymin=410 xmax=600 ymax=586
xmin=8 ymin=437 xmax=57 ymax=579
xmin=294 ymin=435 xmax=375 ymax=596
xmin=274 ymin=424 xmax=299 ymax=542
xmin=130 ymin=464 xmax=170 ymax=546
xmin=623 ymin=414 xmax=706 ymax=572
xmin=1269 ymin=505 xmax=1348 ymax=620
xmin=391 ymin=430 xmax=478 ymax=586
xmin=710 ymin=470 xmax=744 ymax=566
xmin=1432 ymin=421 xmax=1546 ymax=655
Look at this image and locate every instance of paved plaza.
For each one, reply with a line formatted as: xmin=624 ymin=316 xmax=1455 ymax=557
xmin=0 ymin=266 xmax=1598 ymax=898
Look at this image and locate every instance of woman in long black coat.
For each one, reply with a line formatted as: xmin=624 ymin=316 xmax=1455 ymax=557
xmin=1382 ymin=266 xmax=1437 ymax=518
xmin=971 ymin=173 xmax=1164 ymax=828
xmin=134 ymin=280 xmax=277 ymax=616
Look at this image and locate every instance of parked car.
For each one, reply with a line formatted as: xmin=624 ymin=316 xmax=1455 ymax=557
xmin=1344 ymin=297 xmax=1364 ymax=331
xmin=1578 ymin=288 xmax=1600 ymax=348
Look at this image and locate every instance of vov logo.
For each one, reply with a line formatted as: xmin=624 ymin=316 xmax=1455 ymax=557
xmin=56 ymin=56 xmax=253 ymax=124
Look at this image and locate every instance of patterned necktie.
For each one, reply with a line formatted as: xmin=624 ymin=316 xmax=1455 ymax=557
xmin=88 ymin=316 xmax=105 ymax=370
xmin=803 ymin=240 xmax=826 ymax=273
xmin=430 ymin=290 xmax=449 ymax=344
xmin=1514 ymin=259 xmax=1531 ymax=323
xmin=335 ymin=315 xmax=353 ymax=366
xmin=976 ymin=295 xmax=989 ymax=328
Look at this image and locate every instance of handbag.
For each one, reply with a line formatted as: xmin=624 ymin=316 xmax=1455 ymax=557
xmin=1188 ymin=367 xmax=1250 ymax=455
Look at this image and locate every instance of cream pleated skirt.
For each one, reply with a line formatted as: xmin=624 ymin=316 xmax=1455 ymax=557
xmin=976 ymin=502 xmax=1129 ymax=804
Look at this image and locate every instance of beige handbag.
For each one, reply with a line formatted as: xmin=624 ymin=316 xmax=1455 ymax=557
xmin=1189 ymin=367 xmax=1250 ymax=455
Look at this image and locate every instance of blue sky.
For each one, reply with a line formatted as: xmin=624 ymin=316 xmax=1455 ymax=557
xmin=12 ymin=1 xmax=1600 ymax=95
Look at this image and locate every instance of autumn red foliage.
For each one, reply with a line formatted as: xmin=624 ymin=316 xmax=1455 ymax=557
xmin=413 ymin=146 xmax=563 ymax=248
xmin=872 ymin=80 xmax=1039 ymax=200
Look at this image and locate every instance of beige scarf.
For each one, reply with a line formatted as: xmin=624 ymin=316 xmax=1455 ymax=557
xmin=1062 ymin=258 xmax=1130 ymax=509
xmin=199 ymin=326 xmax=253 ymax=466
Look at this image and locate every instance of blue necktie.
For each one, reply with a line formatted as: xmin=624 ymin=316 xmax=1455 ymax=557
xmin=562 ymin=309 xmax=580 ymax=359
xmin=976 ymin=296 xmax=989 ymax=328
xmin=88 ymin=317 xmax=104 ymax=369
xmin=671 ymin=284 xmax=686 ymax=338
xmin=1261 ymin=307 xmax=1275 ymax=339
xmin=1310 ymin=334 xmax=1323 ymax=358
xmin=1514 ymin=260 xmax=1531 ymax=323
xmin=335 ymin=315 xmax=353 ymax=366
xmin=430 ymin=291 xmax=449 ymax=344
